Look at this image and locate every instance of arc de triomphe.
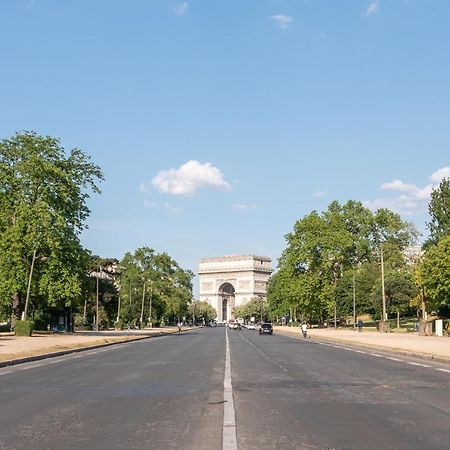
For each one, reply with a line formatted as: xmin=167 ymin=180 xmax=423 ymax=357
xmin=198 ymin=254 xmax=273 ymax=322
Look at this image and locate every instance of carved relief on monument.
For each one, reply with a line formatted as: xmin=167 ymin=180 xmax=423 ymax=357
xmin=254 ymin=280 xmax=267 ymax=290
xmin=201 ymin=282 xmax=213 ymax=292
xmin=238 ymin=280 xmax=250 ymax=289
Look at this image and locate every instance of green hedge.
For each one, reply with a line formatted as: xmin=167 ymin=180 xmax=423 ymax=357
xmin=14 ymin=320 xmax=34 ymax=336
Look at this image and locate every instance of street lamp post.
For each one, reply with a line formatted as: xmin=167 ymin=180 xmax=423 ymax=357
xmin=116 ymin=271 xmax=122 ymax=324
xmin=352 ymin=273 xmax=356 ymax=330
xmin=148 ymin=282 xmax=152 ymax=327
xmin=140 ymin=281 xmax=146 ymax=328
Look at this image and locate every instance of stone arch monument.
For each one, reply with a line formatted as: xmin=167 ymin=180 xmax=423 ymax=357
xmin=198 ymin=254 xmax=273 ymax=322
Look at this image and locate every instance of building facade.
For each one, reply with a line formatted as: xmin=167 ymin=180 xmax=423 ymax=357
xmin=198 ymin=254 xmax=273 ymax=322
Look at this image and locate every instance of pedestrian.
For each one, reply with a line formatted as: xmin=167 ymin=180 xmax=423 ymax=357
xmin=357 ymin=319 xmax=363 ymax=332
xmin=177 ymin=322 xmax=182 ymax=332
xmin=300 ymin=323 xmax=309 ymax=339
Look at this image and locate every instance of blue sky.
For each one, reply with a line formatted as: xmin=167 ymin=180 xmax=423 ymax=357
xmin=1 ymin=0 xmax=449 ymax=296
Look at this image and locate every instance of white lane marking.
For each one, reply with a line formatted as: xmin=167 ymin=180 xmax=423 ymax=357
xmin=407 ymin=362 xmax=431 ymax=368
xmin=292 ymin=336 xmax=448 ymax=373
xmin=223 ymin=328 xmax=237 ymax=450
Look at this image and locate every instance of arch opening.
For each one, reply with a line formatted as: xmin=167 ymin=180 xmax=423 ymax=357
xmin=218 ymin=282 xmax=235 ymax=322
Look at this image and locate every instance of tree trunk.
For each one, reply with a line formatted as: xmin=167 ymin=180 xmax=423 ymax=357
xmin=397 ymin=309 xmax=400 ymax=329
xmin=11 ymin=293 xmax=20 ymax=328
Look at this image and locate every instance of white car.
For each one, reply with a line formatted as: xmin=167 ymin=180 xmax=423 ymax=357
xmin=247 ymin=324 xmax=256 ymax=330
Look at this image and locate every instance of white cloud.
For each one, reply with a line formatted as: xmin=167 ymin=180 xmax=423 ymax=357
xmin=269 ymin=15 xmax=293 ymax=29
xmin=25 ymin=0 xmax=36 ymax=9
xmin=233 ymin=203 xmax=256 ymax=211
xmin=314 ymin=191 xmax=327 ymax=198
xmin=430 ymin=166 xmax=450 ymax=183
xmin=363 ymin=1 xmax=379 ymax=17
xmin=151 ymin=160 xmax=231 ymax=196
xmin=174 ymin=2 xmax=189 ymax=16
xmin=364 ymin=166 xmax=450 ymax=216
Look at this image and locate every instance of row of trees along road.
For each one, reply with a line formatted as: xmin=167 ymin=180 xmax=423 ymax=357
xmin=415 ymin=178 xmax=450 ymax=325
xmin=0 ymin=132 xmax=196 ymax=332
xmin=267 ymin=200 xmax=419 ymax=331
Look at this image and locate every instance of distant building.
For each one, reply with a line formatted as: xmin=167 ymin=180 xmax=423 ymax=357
xmin=403 ymin=245 xmax=423 ymax=265
xmin=198 ymin=254 xmax=273 ymax=322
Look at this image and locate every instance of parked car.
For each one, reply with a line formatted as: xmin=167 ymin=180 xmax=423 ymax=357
xmin=259 ymin=323 xmax=273 ymax=335
xmin=247 ymin=323 xmax=256 ymax=330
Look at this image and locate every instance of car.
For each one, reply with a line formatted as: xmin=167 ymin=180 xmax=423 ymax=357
xmin=259 ymin=323 xmax=273 ymax=335
xmin=247 ymin=323 xmax=256 ymax=330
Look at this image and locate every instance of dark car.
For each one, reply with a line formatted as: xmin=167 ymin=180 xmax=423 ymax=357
xmin=259 ymin=323 xmax=273 ymax=335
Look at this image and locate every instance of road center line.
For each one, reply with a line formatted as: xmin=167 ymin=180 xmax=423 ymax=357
xmin=223 ymin=328 xmax=237 ymax=450
xmin=436 ymin=368 xmax=450 ymax=373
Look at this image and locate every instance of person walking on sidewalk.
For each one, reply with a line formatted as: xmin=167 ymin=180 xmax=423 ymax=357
xmin=357 ymin=319 xmax=363 ymax=332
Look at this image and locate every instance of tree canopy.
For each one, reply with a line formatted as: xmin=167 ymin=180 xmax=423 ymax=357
xmin=268 ymin=200 xmax=417 ymax=323
xmin=118 ymin=247 xmax=194 ymax=326
xmin=0 ymin=132 xmax=103 ymax=321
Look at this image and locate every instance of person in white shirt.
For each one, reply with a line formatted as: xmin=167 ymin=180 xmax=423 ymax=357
xmin=300 ymin=323 xmax=309 ymax=338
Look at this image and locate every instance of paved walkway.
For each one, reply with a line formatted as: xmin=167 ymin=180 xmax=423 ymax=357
xmin=0 ymin=328 xmax=179 ymax=363
xmin=275 ymin=326 xmax=450 ymax=362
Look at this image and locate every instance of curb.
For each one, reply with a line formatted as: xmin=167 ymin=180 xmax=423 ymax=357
xmin=275 ymin=328 xmax=450 ymax=365
xmin=0 ymin=329 xmax=184 ymax=369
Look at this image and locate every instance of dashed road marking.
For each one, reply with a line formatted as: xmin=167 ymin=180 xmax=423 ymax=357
xmin=435 ymin=368 xmax=450 ymax=373
xmin=407 ymin=362 xmax=431 ymax=368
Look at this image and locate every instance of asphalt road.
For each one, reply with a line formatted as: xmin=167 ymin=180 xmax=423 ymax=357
xmin=1 ymin=327 xmax=449 ymax=449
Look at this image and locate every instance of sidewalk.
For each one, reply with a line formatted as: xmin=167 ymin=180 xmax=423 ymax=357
xmin=0 ymin=328 xmax=181 ymax=366
xmin=274 ymin=326 xmax=450 ymax=363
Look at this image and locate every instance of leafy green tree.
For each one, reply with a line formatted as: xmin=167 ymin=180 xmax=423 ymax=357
xmin=269 ymin=200 xmax=417 ymax=324
xmin=419 ymin=235 xmax=450 ymax=314
xmin=119 ymin=247 xmax=193 ymax=326
xmin=83 ymin=256 xmax=120 ymax=328
xmin=0 ymin=132 xmax=103 ymax=322
xmin=188 ymin=301 xmax=216 ymax=324
xmin=426 ymin=178 xmax=450 ymax=246
xmin=233 ymin=297 xmax=269 ymax=322
xmin=370 ymin=272 xmax=417 ymax=327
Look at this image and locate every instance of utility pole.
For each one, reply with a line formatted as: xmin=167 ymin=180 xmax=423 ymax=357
xmin=148 ymin=282 xmax=152 ymax=327
xmin=128 ymin=281 xmax=132 ymax=328
xmin=96 ymin=267 xmax=100 ymax=331
xmin=381 ymin=245 xmax=387 ymax=322
xmin=23 ymin=249 xmax=37 ymax=321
